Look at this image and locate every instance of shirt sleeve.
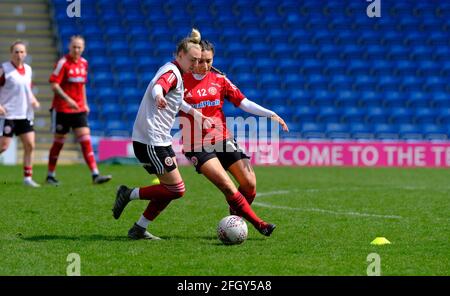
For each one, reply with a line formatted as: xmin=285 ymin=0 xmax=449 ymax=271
xmin=223 ymin=76 xmax=245 ymax=107
xmin=155 ymin=71 xmax=178 ymax=95
xmin=49 ymin=60 xmax=66 ymax=84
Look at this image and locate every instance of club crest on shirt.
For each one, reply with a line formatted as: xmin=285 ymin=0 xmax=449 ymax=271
xmin=165 ymin=156 xmax=173 ymax=166
xmin=208 ymin=87 xmax=217 ymax=96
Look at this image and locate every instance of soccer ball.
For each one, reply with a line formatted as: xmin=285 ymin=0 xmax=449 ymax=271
xmin=217 ymin=215 xmax=248 ymax=245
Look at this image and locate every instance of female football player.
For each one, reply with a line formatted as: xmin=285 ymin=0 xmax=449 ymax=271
xmin=180 ymin=39 xmax=289 ymax=237
xmin=112 ymin=29 xmax=212 ymax=240
xmin=47 ymin=35 xmax=112 ymax=185
xmin=0 ymin=41 xmax=41 ymax=187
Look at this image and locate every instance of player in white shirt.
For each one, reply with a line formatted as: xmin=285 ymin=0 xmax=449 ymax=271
xmin=112 ymin=29 xmax=212 ymax=240
xmin=0 ymin=41 xmax=41 ymax=187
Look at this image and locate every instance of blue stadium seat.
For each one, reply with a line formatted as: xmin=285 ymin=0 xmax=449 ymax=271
xmin=311 ymin=90 xmax=334 ymax=107
xmin=317 ymin=107 xmax=341 ymax=123
xmin=335 ymin=91 xmax=359 ymax=108
xmin=398 ymin=124 xmax=423 ymax=140
xmin=389 ymin=107 xmax=414 ymax=124
xmin=383 ymin=91 xmax=406 ymax=108
xmin=326 ymin=123 xmax=351 ymax=139
xmin=293 ymin=106 xmax=318 ymax=123
xmin=437 ymin=108 xmax=450 ymax=124
xmin=406 ymin=92 xmax=430 ymax=108
xmin=421 ymin=124 xmax=447 ymax=140
xmin=350 ymin=123 xmax=374 ymax=139
xmin=341 ymin=107 xmax=366 ymax=124
xmin=366 ymin=107 xmax=389 ymax=124
xmin=360 ymin=91 xmax=383 ymax=108
xmin=374 ymin=124 xmax=399 ymax=140
xmin=300 ymin=122 xmax=326 ymax=139
xmin=414 ymin=108 xmax=438 ymax=125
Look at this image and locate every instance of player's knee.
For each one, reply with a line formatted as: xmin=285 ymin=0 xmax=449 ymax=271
xmin=23 ymin=142 xmax=35 ymax=152
xmin=240 ymin=180 xmax=256 ymax=196
xmin=0 ymin=143 xmax=8 ymax=153
xmin=164 ymin=181 xmax=186 ymax=199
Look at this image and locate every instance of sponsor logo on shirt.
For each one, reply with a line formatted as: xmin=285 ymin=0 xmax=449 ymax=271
xmin=191 ymin=99 xmax=220 ymax=109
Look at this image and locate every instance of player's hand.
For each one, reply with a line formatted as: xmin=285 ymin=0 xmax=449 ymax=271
xmin=271 ymin=114 xmax=289 ymax=132
xmin=31 ymin=99 xmax=40 ymax=110
xmin=0 ymin=105 xmax=6 ymax=116
xmin=67 ymin=98 xmax=80 ymax=110
xmin=202 ymin=116 xmax=214 ymax=129
xmin=156 ymin=96 xmax=167 ymax=109
xmin=85 ymin=104 xmax=90 ymax=114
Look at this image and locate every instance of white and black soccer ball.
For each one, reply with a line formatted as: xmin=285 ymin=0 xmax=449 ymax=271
xmin=217 ymin=215 xmax=248 ymax=245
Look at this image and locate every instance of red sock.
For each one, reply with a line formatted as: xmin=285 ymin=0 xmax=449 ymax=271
xmin=239 ymin=186 xmax=256 ymax=205
xmin=140 ymin=182 xmax=185 ymax=221
xmin=78 ymin=135 xmax=97 ymax=172
xmin=24 ymin=166 xmax=32 ymax=178
xmin=143 ymin=200 xmax=171 ymax=221
xmin=48 ymin=138 xmax=64 ymax=173
xmin=226 ymin=191 xmax=263 ymax=229
xmin=139 ymin=182 xmax=185 ymax=201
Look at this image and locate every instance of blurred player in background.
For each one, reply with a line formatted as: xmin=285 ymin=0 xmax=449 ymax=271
xmin=180 ymin=39 xmax=289 ymax=237
xmin=46 ymin=35 xmax=112 ymax=186
xmin=0 ymin=41 xmax=41 ymax=187
xmin=112 ymin=29 xmax=212 ymax=240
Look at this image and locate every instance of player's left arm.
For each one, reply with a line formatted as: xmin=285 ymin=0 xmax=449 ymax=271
xmin=26 ymin=68 xmax=40 ymax=110
xmin=82 ymin=84 xmax=89 ymax=113
xmin=238 ymin=98 xmax=289 ymax=132
xmin=180 ymin=101 xmax=214 ymax=129
xmin=0 ymin=67 xmax=5 ymax=115
xmin=224 ymin=76 xmax=289 ymax=132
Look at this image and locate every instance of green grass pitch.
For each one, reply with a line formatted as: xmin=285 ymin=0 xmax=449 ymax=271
xmin=0 ymin=164 xmax=449 ymax=275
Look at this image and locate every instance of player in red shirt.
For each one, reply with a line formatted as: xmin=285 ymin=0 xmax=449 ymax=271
xmin=0 ymin=41 xmax=41 ymax=187
xmin=180 ymin=39 xmax=289 ymax=237
xmin=46 ymin=35 xmax=111 ymax=185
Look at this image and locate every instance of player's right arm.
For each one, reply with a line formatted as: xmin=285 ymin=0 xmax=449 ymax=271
xmin=49 ymin=59 xmax=79 ymax=110
xmin=0 ymin=66 xmax=6 ymax=115
xmin=50 ymin=83 xmax=79 ymax=111
xmin=151 ymin=71 xmax=178 ymax=109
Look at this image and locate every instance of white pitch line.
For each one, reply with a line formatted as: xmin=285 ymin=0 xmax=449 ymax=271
xmin=255 ymin=190 xmax=403 ymax=220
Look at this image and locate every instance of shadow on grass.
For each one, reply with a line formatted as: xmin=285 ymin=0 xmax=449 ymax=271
xmin=19 ymin=234 xmax=130 ymax=242
xmin=19 ymin=234 xmax=265 ymax=244
xmin=159 ymin=235 xmax=265 ymax=245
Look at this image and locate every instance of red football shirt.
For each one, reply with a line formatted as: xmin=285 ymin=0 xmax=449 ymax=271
xmin=49 ymin=54 xmax=88 ymax=113
xmin=180 ymin=71 xmax=245 ymax=151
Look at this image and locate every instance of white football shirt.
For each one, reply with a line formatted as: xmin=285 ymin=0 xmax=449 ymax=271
xmin=0 ymin=61 xmax=34 ymax=120
xmin=132 ymin=62 xmax=184 ymax=146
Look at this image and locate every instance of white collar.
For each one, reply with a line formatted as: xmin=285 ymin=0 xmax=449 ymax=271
xmin=193 ymin=73 xmax=206 ymax=80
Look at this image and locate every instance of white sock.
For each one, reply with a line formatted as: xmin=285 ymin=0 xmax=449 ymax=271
xmin=24 ymin=176 xmax=32 ymax=182
xmin=48 ymin=171 xmax=55 ymax=177
xmin=136 ymin=215 xmax=150 ymax=229
xmin=92 ymin=169 xmax=99 ymax=176
xmin=130 ymin=188 xmax=140 ymax=200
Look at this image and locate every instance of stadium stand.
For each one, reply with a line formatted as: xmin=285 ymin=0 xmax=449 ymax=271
xmin=45 ymin=0 xmax=450 ymax=141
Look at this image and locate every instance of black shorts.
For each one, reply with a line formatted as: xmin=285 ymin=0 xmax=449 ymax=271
xmin=133 ymin=141 xmax=177 ymax=175
xmin=51 ymin=110 xmax=88 ymax=134
xmin=184 ymin=138 xmax=250 ymax=173
xmin=0 ymin=118 xmax=34 ymax=137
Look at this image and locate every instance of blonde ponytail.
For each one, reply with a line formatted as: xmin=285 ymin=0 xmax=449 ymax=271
xmin=176 ymin=28 xmax=202 ymax=54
